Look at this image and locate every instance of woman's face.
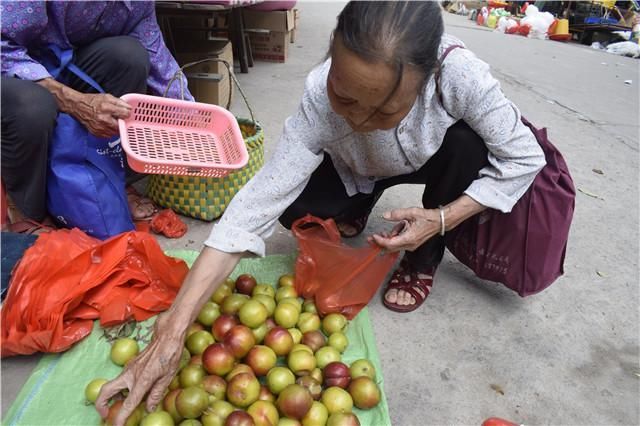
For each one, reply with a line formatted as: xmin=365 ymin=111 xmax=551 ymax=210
xmin=327 ymin=36 xmax=424 ymax=133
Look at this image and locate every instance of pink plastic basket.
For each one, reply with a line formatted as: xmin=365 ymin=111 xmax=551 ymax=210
xmin=118 ymin=94 xmax=248 ymax=178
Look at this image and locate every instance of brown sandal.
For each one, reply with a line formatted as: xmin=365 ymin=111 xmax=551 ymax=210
xmin=6 ymin=219 xmax=55 ymax=235
xmin=382 ymin=258 xmax=437 ymax=313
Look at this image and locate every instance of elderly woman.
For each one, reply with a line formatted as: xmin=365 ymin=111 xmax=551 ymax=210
xmin=1 ymin=1 xmax=190 ymax=231
xmin=97 ymin=2 xmax=551 ymax=424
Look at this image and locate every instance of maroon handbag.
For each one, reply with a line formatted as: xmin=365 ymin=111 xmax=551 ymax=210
xmin=445 ymin=118 xmax=575 ymax=296
xmin=436 ymin=45 xmax=575 ymax=296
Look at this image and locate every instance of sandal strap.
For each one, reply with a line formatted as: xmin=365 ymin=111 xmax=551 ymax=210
xmin=387 ymin=275 xmax=432 ymax=298
xmin=7 ymin=219 xmax=53 ymax=235
xmin=386 ymin=261 xmax=437 ymax=302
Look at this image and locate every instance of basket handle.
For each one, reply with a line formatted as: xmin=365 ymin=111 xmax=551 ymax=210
xmin=163 ymin=58 xmax=256 ymax=129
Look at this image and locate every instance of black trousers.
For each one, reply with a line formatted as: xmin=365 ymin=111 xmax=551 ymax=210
xmin=1 ymin=36 xmax=150 ymax=221
xmin=279 ymin=120 xmax=489 ymax=271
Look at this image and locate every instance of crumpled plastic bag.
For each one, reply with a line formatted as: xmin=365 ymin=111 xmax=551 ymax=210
xmin=292 ymin=215 xmax=399 ymax=319
xmin=497 ymin=17 xmax=519 ymax=33
xmin=151 ymin=209 xmax=188 ymax=238
xmin=606 ymin=41 xmax=640 ymax=58
xmin=1 ymin=229 xmax=188 ymax=357
xmin=521 ymin=5 xmax=555 ymax=39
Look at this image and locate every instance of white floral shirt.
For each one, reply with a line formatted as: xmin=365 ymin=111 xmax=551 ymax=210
xmin=204 ymin=34 xmax=546 ymax=257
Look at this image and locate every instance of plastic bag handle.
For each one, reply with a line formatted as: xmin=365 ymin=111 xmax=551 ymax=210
xmin=163 ymin=58 xmax=256 ymax=130
xmin=291 ymin=215 xmax=341 ymax=244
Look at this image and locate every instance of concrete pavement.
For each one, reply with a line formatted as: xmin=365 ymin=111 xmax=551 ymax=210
xmin=2 ymin=3 xmax=638 ymax=425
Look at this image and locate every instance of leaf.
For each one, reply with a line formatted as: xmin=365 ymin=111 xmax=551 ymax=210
xmin=103 ymin=321 xmax=137 ymax=343
xmin=578 ymin=188 xmax=604 ymax=200
xmin=490 ymin=384 xmax=505 ymax=395
xmin=596 ymin=270 xmax=607 ymax=277
xmin=592 ymin=168 xmax=604 ymax=175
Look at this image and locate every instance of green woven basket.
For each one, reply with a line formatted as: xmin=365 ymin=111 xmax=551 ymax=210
xmin=147 ymin=118 xmax=264 ymax=221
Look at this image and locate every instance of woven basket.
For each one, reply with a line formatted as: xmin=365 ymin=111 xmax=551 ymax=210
xmin=147 ymin=118 xmax=264 ymax=221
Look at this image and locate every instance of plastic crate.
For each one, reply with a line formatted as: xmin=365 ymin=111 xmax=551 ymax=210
xmin=118 ymin=94 xmax=248 ymax=178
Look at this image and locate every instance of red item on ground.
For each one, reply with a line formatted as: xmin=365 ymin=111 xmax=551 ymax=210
xmin=135 ymin=221 xmax=151 ymax=233
xmin=292 ymin=215 xmax=399 ymax=319
xmin=482 ymin=418 xmax=519 ymax=426
xmin=150 ymin=209 xmax=188 ymax=238
xmin=518 ymin=23 xmax=532 ymax=36
xmin=1 ymin=229 xmax=188 ymax=357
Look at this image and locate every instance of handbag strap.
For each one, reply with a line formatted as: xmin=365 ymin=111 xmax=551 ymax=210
xmin=434 ymin=44 xmax=464 ymax=107
xmin=45 ymin=44 xmax=105 ymax=93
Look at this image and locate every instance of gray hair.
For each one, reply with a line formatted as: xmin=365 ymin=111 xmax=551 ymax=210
xmin=332 ymin=1 xmax=444 ymax=96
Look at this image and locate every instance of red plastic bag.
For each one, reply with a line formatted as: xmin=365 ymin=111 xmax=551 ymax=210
xmin=292 ymin=215 xmax=399 ymax=319
xmin=1 ymin=229 xmax=188 ymax=357
xmin=445 ymin=118 xmax=575 ymax=297
xmin=151 ymin=209 xmax=188 ymax=238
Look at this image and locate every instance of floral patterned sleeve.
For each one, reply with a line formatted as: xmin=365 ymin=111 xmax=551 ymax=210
xmin=125 ymin=6 xmax=193 ymax=101
xmin=1 ymin=2 xmax=51 ymax=81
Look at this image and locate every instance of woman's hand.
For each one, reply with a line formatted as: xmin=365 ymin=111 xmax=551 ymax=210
xmin=369 ymin=196 xmax=487 ymax=252
xmin=36 ymin=78 xmax=131 ymax=138
xmin=368 ymin=207 xmax=441 ymax=252
xmin=73 ymin=93 xmax=131 ymax=138
xmin=95 ymin=313 xmax=184 ymax=426
xmin=95 ymin=248 xmax=242 ymax=426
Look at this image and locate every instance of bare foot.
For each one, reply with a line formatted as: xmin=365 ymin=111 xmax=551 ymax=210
xmin=126 ymin=188 xmax=157 ymax=220
xmin=382 ymin=261 xmax=437 ymax=312
xmin=384 ymin=281 xmax=428 ymax=307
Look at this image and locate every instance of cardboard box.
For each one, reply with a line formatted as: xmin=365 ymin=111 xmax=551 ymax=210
xmin=290 ymin=8 xmax=300 ymax=43
xmin=175 ymin=41 xmax=234 ymax=107
xmin=246 ymin=30 xmax=290 ymax=63
xmin=242 ymin=9 xmax=295 ymax=32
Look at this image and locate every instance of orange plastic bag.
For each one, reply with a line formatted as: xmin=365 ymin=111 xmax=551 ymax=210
xmin=1 ymin=229 xmax=188 ymax=357
xmin=292 ymin=215 xmax=399 ymax=319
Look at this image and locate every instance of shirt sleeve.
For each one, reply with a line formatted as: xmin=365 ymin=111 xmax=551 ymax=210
xmin=127 ymin=5 xmax=194 ymax=101
xmin=1 ymin=2 xmax=52 ymax=81
xmin=439 ymin=48 xmax=546 ymax=213
xmin=203 ymin=65 xmax=335 ymax=256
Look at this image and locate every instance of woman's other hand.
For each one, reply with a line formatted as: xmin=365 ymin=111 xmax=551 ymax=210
xmin=368 ymin=207 xmax=441 ymax=252
xmin=369 ymin=196 xmax=487 ymax=252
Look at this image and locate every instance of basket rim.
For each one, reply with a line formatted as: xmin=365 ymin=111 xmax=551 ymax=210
xmin=118 ymin=94 xmax=250 ymax=173
xmin=236 ymin=117 xmax=264 ymax=145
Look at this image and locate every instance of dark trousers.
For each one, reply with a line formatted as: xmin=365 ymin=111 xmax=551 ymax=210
xmin=1 ymin=36 xmax=150 ymax=221
xmin=279 ymin=120 xmax=489 ymax=271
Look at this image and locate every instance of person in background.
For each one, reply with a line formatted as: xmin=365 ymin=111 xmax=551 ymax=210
xmin=98 ymin=2 xmax=548 ymax=425
xmin=1 ymin=1 xmax=192 ymax=233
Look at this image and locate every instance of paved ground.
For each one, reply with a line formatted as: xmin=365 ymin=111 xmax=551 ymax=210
xmin=2 ymin=3 xmax=639 ymax=425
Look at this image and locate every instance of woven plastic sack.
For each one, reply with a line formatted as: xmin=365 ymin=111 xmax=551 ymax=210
xmin=147 ymin=118 xmax=264 ymax=220
xmin=1 ymin=229 xmax=188 ymax=357
xmin=292 ymin=215 xmax=399 ymax=319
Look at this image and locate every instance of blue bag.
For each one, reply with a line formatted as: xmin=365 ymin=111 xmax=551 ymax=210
xmin=43 ymin=46 xmax=134 ymax=239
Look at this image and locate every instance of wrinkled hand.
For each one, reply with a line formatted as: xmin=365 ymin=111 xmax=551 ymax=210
xmin=96 ymin=314 xmax=184 ymax=426
xmin=368 ymin=207 xmax=441 ymax=252
xmin=73 ymin=93 xmax=131 ymax=138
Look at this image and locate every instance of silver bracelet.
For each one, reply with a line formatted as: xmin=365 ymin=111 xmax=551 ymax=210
xmin=438 ymin=205 xmax=446 ymax=236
